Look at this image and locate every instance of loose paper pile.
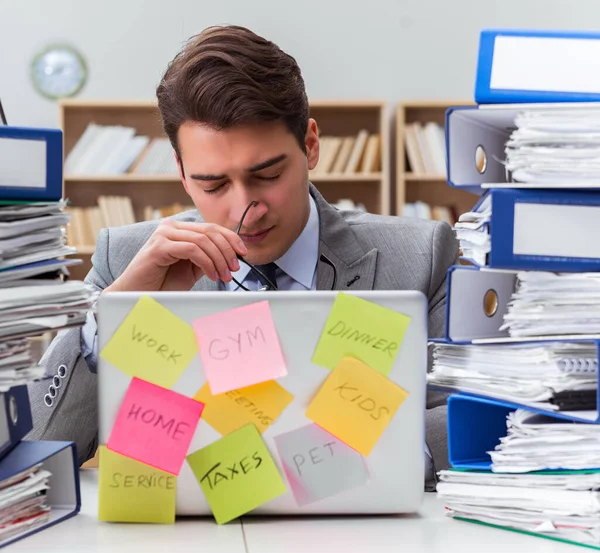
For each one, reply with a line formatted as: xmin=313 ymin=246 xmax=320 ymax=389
xmin=489 ymin=409 xmax=600 ymax=472
xmin=428 ymin=341 xmax=597 ymax=411
xmin=505 ymin=108 xmax=600 ymax=186
xmin=0 ymin=464 xmax=51 ymax=543
xmin=97 ymin=293 xmax=412 ymax=524
xmin=453 ymin=194 xmax=491 ymax=266
xmin=501 ymin=271 xmax=600 ymax=337
xmin=438 ymin=408 xmax=600 ymax=548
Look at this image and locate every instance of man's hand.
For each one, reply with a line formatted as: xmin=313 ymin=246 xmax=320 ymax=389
xmin=106 ymin=219 xmax=248 ymax=292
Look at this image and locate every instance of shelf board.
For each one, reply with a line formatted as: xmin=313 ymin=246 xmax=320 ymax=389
xmin=65 ymin=173 xmax=383 ymax=183
xmin=309 ymin=172 xmax=382 ymax=182
xmin=73 ymin=246 xmax=96 ymax=254
xmin=404 ymin=173 xmax=447 ymax=182
xmin=65 ymin=174 xmax=180 ymax=183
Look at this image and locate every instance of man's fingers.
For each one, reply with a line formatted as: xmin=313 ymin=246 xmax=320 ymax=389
xmin=158 ymin=227 xmax=234 ymax=281
xmin=165 ymin=241 xmax=218 ymax=280
xmin=171 ymin=221 xmax=248 ymax=256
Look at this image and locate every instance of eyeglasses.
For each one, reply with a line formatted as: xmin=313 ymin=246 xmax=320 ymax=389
xmin=229 ymin=201 xmax=278 ymax=291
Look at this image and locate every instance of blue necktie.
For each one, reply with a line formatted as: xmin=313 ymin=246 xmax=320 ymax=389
xmin=255 ymin=263 xmax=278 ymax=290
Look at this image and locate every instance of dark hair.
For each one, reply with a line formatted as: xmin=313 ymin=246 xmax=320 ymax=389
xmin=156 ymin=25 xmax=309 ymax=161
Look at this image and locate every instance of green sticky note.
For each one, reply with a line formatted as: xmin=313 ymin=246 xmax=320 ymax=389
xmin=99 ymin=295 xmax=198 ymax=389
xmin=187 ymin=424 xmax=287 ymax=524
xmin=312 ymin=292 xmax=411 ymax=376
xmin=98 ymin=446 xmax=176 ymax=523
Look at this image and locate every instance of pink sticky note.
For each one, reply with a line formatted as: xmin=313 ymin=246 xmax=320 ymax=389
xmin=192 ymin=300 xmax=287 ymax=394
xmin=107 ymin=377 xmax=204 ymax=475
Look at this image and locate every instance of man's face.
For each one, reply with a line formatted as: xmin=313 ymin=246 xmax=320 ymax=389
xmin=177 ymin=119 xmax=319 ymax=265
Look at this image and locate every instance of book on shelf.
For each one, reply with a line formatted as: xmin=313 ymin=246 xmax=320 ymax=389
xmin=402 ymin=201 xmax=457 ymax=225
xmin=311 ymin=129 xmax=380 ymax=176
xmin=64 ymin=123 xmax=177 ymax=177
xmin=404 ymin=121 xmax=445 ymax=176
xmin=65 ymin=198 xmax=195 ymax=247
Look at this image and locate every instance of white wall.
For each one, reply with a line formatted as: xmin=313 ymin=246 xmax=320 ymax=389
xmin=1 ymin=0 xmax=600 ymax=128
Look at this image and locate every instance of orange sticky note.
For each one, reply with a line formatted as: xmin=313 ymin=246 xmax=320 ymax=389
xmin=306 ymin=356 xmax=409 ymax=455
xmin=192 ymin=300 xmax=287 ymax=394
xmin=107 ymin=377 xmax=204 ymax=475
xmin=194 ymin=381 xmax=293 ymax=436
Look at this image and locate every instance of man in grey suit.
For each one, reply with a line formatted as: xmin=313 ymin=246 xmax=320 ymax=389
xmin=26 ymin=25 xmax=458 ymax=491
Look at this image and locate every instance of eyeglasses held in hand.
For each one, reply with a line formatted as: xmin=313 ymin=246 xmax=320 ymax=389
xmin=229 ymin=201 xmax=278 ymax=291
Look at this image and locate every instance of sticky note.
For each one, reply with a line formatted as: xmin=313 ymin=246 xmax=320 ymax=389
xmin=312 ymin=292 xmax=411 ymax=376
xmin=306 ymin=356 xmax=409 ymax=455
xmin=107 ymin=377 xmax=204 ymax=475
xmin=192 ymin=300 xmax=287 ymax=394
xmin=273 ymin=423 xmax=368 ymax=506
xmin=100 ymin=295 xmax=197 ymax=389
xmin=194 ymin=380 xmax=293 ymax=436
xmin=186 ymin=423 xmax=286 ymax=524
xmin=98 ymin=446 xmax=176 ymax=523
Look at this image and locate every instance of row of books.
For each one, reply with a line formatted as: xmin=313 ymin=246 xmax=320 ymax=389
xmin=64 ymin=123 xmax=382 ymax=178
xmin=64 ymin=124 xmax=177 ymax=176
xmin=401 ymin=201 xmax=455 ymax=225
xmin=312 ymin=130 xmax=380 ymax=175
xmin=403 ymin=121 xmax=445 ymax=175
xmin=65 ymin=198 xmax=195 ymax=247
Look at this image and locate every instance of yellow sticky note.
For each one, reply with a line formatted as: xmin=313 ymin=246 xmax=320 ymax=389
xmin=100 ymin=295 xmax=197 ymax=389
xmin=98 ymin=446 xmax=176 ymax=523
xmin=187 ymin=424 xmax=287 ymax=524
xmin=306 ymin=356 xmax=409 ymax=456
xmin=195 ymin=381 xmax=293 ymax=436
xmin=312 ymin=293 xmax=411 ymax=376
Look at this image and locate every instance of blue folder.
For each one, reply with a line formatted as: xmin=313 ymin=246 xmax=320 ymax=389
xmin=0 ymin=385 xmax=32 ymax=462
xmin=462 ymin=188 xmax=600 ymax=272
xmin=475 ymin=29 xmax=600 ymax=104
xmin=445 ymin=103 xmax=600 ymax=192
xmin=447 ymin=393 xmax=600 ymax=469
xmin=0 ymin=440 xmax=80 ymax=548
xmin=0 ymin=127 xmax=62 ymax=201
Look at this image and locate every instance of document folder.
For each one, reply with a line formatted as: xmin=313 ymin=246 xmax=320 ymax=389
xmin=475 ymin=29 xmax=600 ymax=105
xmin=446 ymin=103 xmax=600 ymax=191
xmin=463 ymin=188 xmax=600 ymax=272
xmin=0 ymin=386 xmax=32 ymax=462
xmin=442 ymin=265 xmax=516 ymax=343
xmin=447 ymin=393 xmax=600 ymax=470
xmin=0 ymin=127 xmax=62 ymax=201
xmin=0 ymin=440 xmax=80 ymax=548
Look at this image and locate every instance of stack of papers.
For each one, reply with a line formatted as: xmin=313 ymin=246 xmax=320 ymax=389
xmin=453 ymin=194 xmax=491 ymax=266
xmin=428 ymin=341 xmax=597 ymax=410
xmin=501 ymin=271 xmax=600 ymax=337
xmin=505 ymin=108 xmax=600 ymax=186
xmin=489 ymin=409 xmax=600 ymax=472
xmin=0 ymin=201 xmax=80 ymax=287
xmin=0 ymin=463 xmax=51 ymax=543
xmin=0 ymin=281 xmax=97 ymax=389
xmin=437 ymin=469 xmax=600 ymax=548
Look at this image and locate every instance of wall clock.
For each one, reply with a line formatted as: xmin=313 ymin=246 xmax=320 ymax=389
xmin=30 ymin=44 xmax=87 ymax=100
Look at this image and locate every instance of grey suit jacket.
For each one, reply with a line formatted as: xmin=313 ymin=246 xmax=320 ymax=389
xmin=26 ymin=184 xmax=458 ymax=488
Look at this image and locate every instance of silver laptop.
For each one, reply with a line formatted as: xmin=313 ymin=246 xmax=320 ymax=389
xmin=96 ymin=290 xmax=427 ymax=516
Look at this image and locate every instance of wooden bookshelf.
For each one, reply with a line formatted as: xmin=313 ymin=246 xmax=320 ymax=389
xmin=60 ymin=99 xmax=389 ymax=281
xmin=396 ymin=100 xmax=478 ymax=223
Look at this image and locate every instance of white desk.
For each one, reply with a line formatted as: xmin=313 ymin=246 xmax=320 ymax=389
xmin=8 ymin=469 xmax=580 ymax=552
